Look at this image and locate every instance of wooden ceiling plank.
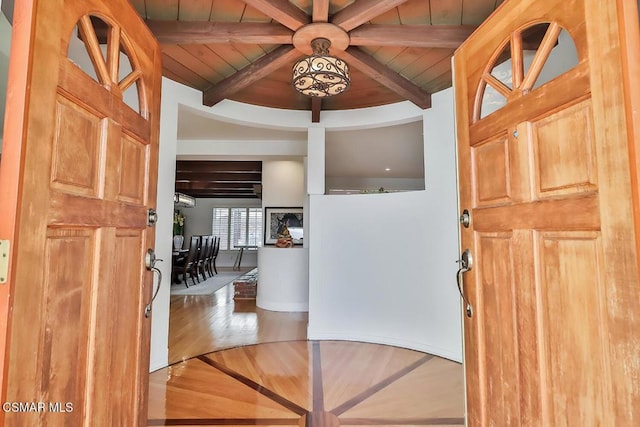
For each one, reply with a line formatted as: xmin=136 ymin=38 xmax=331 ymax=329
xmin=349 ymin=24 xmax=476 ymax=49
xmin=203 ymin=45 xmax=301 ymax=106
xmin=178 ymin=0 xmax=214 ymax=21
xmin=429 ymin=0 xmax=463 ymax=25
xmin=369 ymin=6 xmax=401 ymax=24
xmin=397 ymin=0 xmax=431 ymax=24
xmin=340 ymin=47 xmax=431 ymax=109
xmin=239 ymin=0 xmax=310 ymax=31
xmin=144 ymin=0 xmax=180 ymax=20
xmin=181 ymin=44 xmax=237 ymax=77
xmin=210 ymin=0 xmax=245 ymax=21
xmin=312 ymin=0 xmax=330 ymax=22
xmin=145 ymin=20 xmax=293 ymax=44
xmin=239 ymin=4 xmax=274 ymax=23
xmin=461 ymin=0 xmax=498 ymax=25
xmin=331 ymin=0 xmax=411 ymax=32
xmin=395 ymin=48 xmax=453 ymax=79
xmin=161 ymin=53 xmax=213 ymax=89
xmin=162 ymin=44 xmax=227 ymax=82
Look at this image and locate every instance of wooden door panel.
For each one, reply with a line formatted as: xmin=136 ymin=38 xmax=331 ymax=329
xmin=475 ymin=233 xmax=520 ymax=425
xmin=472 ymin=136 xmax=511 ymax=207
xmin=42 ymin=228 xmax=94 ymax=426
xmin=52 ymin=97 xmax=104 ymax=196
xmin=118 ymin=133 xmax=149 ymax=204
xmin=532 ymin=99 xmax=597 ymax=198
xmin=536 ymin=231 xmax=608 ymax=425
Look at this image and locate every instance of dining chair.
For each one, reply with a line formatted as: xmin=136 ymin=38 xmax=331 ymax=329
xmin=172 ymin=235 xmax=200 ymax=287
xmin=210 ymin=236 xmax=220 ymax=275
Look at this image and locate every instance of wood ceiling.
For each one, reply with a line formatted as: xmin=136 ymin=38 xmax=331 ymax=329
xmin=175 ymin=160 xmax=263 ymax=198
xmin=133 ymin=1 xmax=506 ymax=198
xmin=130 ymin=0 xmax=505 ymax=117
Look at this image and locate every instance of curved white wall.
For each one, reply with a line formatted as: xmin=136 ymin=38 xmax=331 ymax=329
xmin=307 ymin=89 xmax=462 ymax=361
xmin=257 ymin=247 xmax=309 ymax=311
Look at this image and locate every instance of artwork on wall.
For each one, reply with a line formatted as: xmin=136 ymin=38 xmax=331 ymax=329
xmin=264 ymin=207 xmax=303 ymax=246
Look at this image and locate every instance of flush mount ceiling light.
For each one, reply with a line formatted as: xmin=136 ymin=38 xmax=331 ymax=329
xmin=292 ymin=37 xmax=350 ymax=97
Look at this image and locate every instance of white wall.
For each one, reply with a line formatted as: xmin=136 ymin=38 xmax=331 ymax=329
xmin=308 ymin=88 xmax=462 ymax=361
xmin=149 ymin=78 xmax=190 ymax=372
xmin=258 ymin=160 xmax=309 ymax=311
xmin=262 ymin=160 xmax=305 ymax=206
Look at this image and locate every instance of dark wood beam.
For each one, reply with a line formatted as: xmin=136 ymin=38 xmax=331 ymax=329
xmin=181 ymin=190 xmax=259 ymax=199
xmin=144 ymin=20 xmax=293 ymax=44
xmin=176 ymin=160 xmax=262 ymax=173
xmin=240 ymin=0 xmax=309 ymax=31
xmin=176 ymin=172 xmax=262 ymax=182
xmin=331 ymin=0 xmax=411 ymax=32
xmin=176 ymin=182 xmax=257 ymax=190
xmin=340 ymin=47 xmax=431 ymax=109
xmin=349 ymin=25 xmax=477 ymax=48
xmin=312 ymin=0 xmax=330 ymax=23
xmin=203 ymin=46 xmax=301 ymax=106
xmin=311 ymin=98 xmax=321 ymax=123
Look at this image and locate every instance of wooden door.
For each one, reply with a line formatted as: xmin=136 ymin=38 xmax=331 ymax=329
xmin=453 ymin=0 xmax=640 ymax=425
xmin=0 ymin=0 xmax=161 ymax=425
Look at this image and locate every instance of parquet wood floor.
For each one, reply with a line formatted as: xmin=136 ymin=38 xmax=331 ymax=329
xmin=149 ymin=273 xmax=465 ymax=426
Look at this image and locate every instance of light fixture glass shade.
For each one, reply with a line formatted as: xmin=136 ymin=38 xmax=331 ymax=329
xmin=292 ymin=38 xmax=350 ymax=97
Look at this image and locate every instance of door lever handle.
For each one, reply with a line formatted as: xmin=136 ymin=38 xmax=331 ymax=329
xmin=456 ymin=249 xmax=473 ymax=317
xmin=145 ymin=266 xmax=163 ymax=318
xmin=144 ymin=248 xmax=163 ymax=318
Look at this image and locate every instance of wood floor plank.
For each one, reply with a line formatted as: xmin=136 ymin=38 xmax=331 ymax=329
xmin=148 ymin=358 xmax=301 ymax=421
xmin=340 ymin=357 xmax=464 ymax=419
xmin=205 ymin=342 xmax=313 ymax=411
xmin=319 ymin=341 xmax=428 ymax=413
xmin=168 ymin=275 xmax=308 ymax=363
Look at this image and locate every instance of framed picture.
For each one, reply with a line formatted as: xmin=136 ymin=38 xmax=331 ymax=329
xmin=264 ymin=207 xmax=303 ymax=245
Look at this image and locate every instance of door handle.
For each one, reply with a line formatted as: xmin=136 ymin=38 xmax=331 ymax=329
xmin=456 ymin=249 xmax=473 ymax=318
xmin=144 ymin=248 xmax=163 ymax=318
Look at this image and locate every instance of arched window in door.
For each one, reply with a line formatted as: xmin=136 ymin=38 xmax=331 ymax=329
xmin=475 ymin=22 xmax=580 ymax=121
xmin=66 ymin=14 xmax=148 ymax=117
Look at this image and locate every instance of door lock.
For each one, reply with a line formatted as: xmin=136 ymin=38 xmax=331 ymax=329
xmin=147 ymin=209 xmax=158 ymax=227
xmin=460 ymin=209 xmax=471 ymax=228
xmin=456 ymin=249 xmax=474 ymax=317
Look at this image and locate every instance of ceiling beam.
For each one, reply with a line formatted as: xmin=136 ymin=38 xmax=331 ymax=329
xmin=144 ymin=20 xmax=293 ymax=44
xmin=349 ymin=25 xmax=477 ymax=48
xmin=181 ymin=190 xmax=258 ymax=199
xmin=203 ymin=46 xmax=301 ymax=106
xmin=311 ymin=98 xmax=321 ymax=123
xmin=176 ymin=160 xmax=262 ymax=173
xmin=176 ymin=172 xmax=262 ymax=182
xmin=176 ymin=182 xmax=258 ymax=190
xmin=240 ymin=0 xmax=309 ymax=31
xmin=340 ymin=47 xmax=431 ymax=109
xmin=331 ymin=0 xmax=411 ymax=32
xmin=312 ymin=0 xmax=330 ymax=22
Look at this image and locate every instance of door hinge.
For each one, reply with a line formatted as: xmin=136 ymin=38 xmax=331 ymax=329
xmin=0 ymin=240 xmax=9 ymax=284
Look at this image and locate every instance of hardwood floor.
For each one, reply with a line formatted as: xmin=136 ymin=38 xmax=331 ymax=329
xmin=168 ymin=269 xmax=308 ymax=364
xmin=150 ymin=269 xmax=465 ymax=426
